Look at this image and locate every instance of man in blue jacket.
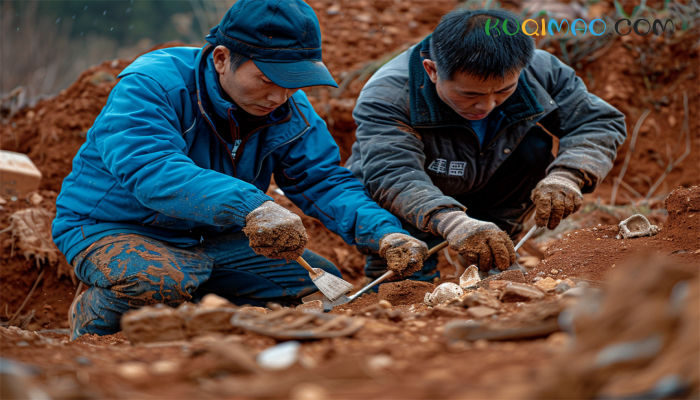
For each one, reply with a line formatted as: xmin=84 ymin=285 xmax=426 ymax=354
xmin=53 ymin=0 xmax=427 ymax=340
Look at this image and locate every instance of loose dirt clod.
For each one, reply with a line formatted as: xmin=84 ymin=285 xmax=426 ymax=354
xmin=377 ymin=280 xmax=435 ymax=306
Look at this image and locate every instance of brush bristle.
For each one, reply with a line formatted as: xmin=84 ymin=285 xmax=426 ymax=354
xmin=312 ymin=272 xmax=354 ymax=302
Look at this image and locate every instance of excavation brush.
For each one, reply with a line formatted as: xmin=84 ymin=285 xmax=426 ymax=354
xmin=297 ymin=256 xmax=354 ymax=302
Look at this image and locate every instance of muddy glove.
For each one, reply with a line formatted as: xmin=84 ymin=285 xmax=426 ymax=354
xmin=531 ymin=168 xmax=584 ymax=230
xmin=378 ymin=233 xmax=429 ymax=278
xmin=243 ymin=201 xmax=308 ymax=261
xmin=432 ymin=211 xmax=516 ymax=272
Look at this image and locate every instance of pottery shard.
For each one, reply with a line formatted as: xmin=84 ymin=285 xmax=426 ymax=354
xmin=618 ymin=214 xmax=659 ymax=239
xmin=462 ymin=289 xmax=503 ymax=310
xmin=467 ymin=306 xmax=498 ymax=319
xmin=499 ymin=283 xmax=545 ymax=303
xmin=121 ymin=306 xmax=186 ymax=344
xmin=184 ymin=307 xmax=239 ymax=337
xmin=424 ymin=283 xmax=464 ymax=306
xmin=535 ymin=277 xmax=559 ymax=293
xmin=459 ymin=265 xmax=481 ymax=289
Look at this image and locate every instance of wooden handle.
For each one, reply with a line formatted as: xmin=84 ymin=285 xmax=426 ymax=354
xmin=428 ymin=241 xmax=449 ymax=256
xmin=296 ymin=256 xmax=315 ymax=273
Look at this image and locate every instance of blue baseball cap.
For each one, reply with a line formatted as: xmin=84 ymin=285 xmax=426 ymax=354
xmin=205 ymin=0 xmax=338 ymax=89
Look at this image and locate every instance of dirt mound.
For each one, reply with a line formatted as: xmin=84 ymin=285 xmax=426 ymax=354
xmin=378 ymin=280 xmax=435 ymax=306
xmin=538 ymin=258 xmax=699 ymax=398
xmin=660 ymin=186 xmax=700 ymax=248
xmin=529 ymin=186 xmax=700 ymax=283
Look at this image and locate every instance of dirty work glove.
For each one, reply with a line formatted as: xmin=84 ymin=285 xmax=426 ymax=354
xmin=243 ymin=201 xmax=308 ymax=261
xmin=432 ymin=211 xmax=516 ymax=272
xmin=378 ymin=233 xmax=429 ymax=278
xmin=531 ymin=168 xmax=584 ymax=230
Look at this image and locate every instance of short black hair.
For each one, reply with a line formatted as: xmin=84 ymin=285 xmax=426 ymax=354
xmin=430 ymin=9 xmax=535 ymax=81
xmin=229 ymin=49 xmax=249 ymax=72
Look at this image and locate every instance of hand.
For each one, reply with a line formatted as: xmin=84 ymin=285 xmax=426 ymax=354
xmin=243 ymin=201 xmax=308 ymax=261
xmin=433 ymin=211 xmax=515 ymax=272
xmin=379 ymin=233 xmax=428 ymax=278
xmin=531 ymin=169 xmax=583 ymax=230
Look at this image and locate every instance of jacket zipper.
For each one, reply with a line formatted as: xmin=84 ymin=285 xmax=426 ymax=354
xmin=197 ymin=99 xmax=237 ymax=175
xmin=232 ymin=117 xmax=291 ymax=164
xmin=482 ymin=111 xmax=545 ymax=154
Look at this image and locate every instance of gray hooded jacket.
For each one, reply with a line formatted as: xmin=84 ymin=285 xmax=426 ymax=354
xmin=346 ymin=36 xmax=627 ymax=232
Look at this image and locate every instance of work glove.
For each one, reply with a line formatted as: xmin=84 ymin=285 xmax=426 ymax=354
xmin=378 ymin=233 xmax=429 ymax=278
xmin=243 ymin=201 xmax=308 ymax=261
xmin=432 ymin=211 xmax=516 ymax=272
xmin=531 ymin=168 xmax=583 ymax=230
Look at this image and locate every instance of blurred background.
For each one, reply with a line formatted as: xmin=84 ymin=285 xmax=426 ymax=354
xmin=1 ymin=0 xmax=231 ymax=101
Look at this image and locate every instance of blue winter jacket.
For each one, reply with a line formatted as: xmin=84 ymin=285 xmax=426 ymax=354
xmin=52 ymin=45 xmax=407 ymax=263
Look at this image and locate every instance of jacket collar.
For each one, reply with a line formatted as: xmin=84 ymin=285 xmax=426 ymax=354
xmin=195 ymin=45 xmax=291 ymax=127
xmin=408 ymin=35 xmax=544 ymax=128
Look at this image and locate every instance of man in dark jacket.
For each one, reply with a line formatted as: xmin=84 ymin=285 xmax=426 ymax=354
xmin=55 ymin=0 xmax=427 ymax=340
xmin=346 ymin=9 xmax=626 ymax=281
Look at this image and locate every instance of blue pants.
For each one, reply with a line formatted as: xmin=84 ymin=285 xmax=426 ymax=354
xmin=71 ymin=232 xmax=341 ymax=338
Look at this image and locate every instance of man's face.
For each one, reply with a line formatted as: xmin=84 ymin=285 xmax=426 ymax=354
xmin=423 ymin=59 xmax=520 ymax=121
xmin=213 ymin=46 xmax=293 ymax=116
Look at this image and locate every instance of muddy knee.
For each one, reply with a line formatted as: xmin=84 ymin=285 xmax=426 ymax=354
xmin=112 ymin=272 xmax=197 ymax=308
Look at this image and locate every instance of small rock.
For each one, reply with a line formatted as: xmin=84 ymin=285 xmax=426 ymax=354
xmin=377 ymin=300 xmax=393 ymax=309
xmin=116 ymin=362 xmax=150 ymax=380
xmin=474 ymin=339 xmax=489 ymax=349
xmin=499 ymin=283 xmax=545 ymax=303
xmin=121 ymin=306 xmax=186 ymax=344
xmin=554 ymin=282 xmax=572 ymax=294
xmin=290 ymin=382 xmax=330 ymax=400
xmin=534 ymin=277 xmax=558 ymax=293
xmin=461 ymin=289 xmax=502 ymax=309
xmin=547 ymin=332 xmax=571 ymax=347
xmin=550 ymin=269 xmax=559 ymax=275
xmin=256 ymin=341 xmax=300 ymax=371
xmin=366 ymin=354 xmax=394 ymax=370
xmin=240 ymin=306 xmax=269 ymax=314
xmin=487 ymin=280 xmax=511 ymax=290
xmin=199 ymin=293 xmax=235 ymax=309
xmin=326 ymin=4 xmax=341 ymax=15
xmin=459 ymin=265 xmax=480 ymax=289
xmin=29 ymin=193 xmax=43 ymax=206
xmin=296 ymin=300 xmax=323 ymax=312
xmin=424 ymin=282 xmax=464 ymax=306
xmin=0 ymin=197 xmax=7 ymax=205
xmin=150 ymin=360 xmax=179 ymax=375
xmin=466 ymin=306 xmax=498 ymax=318
xmin=184 ymin=307 xmax=238 ymax=337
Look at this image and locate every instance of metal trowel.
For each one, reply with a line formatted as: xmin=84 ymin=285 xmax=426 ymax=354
xmin=486 ymin=225 xmax=540 ymax=276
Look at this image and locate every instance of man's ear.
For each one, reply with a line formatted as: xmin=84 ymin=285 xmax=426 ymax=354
xmin=212 ymin=46 xmax=230 ymax=75
xmin=422 ymin=59 xmax=439 ymax=84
